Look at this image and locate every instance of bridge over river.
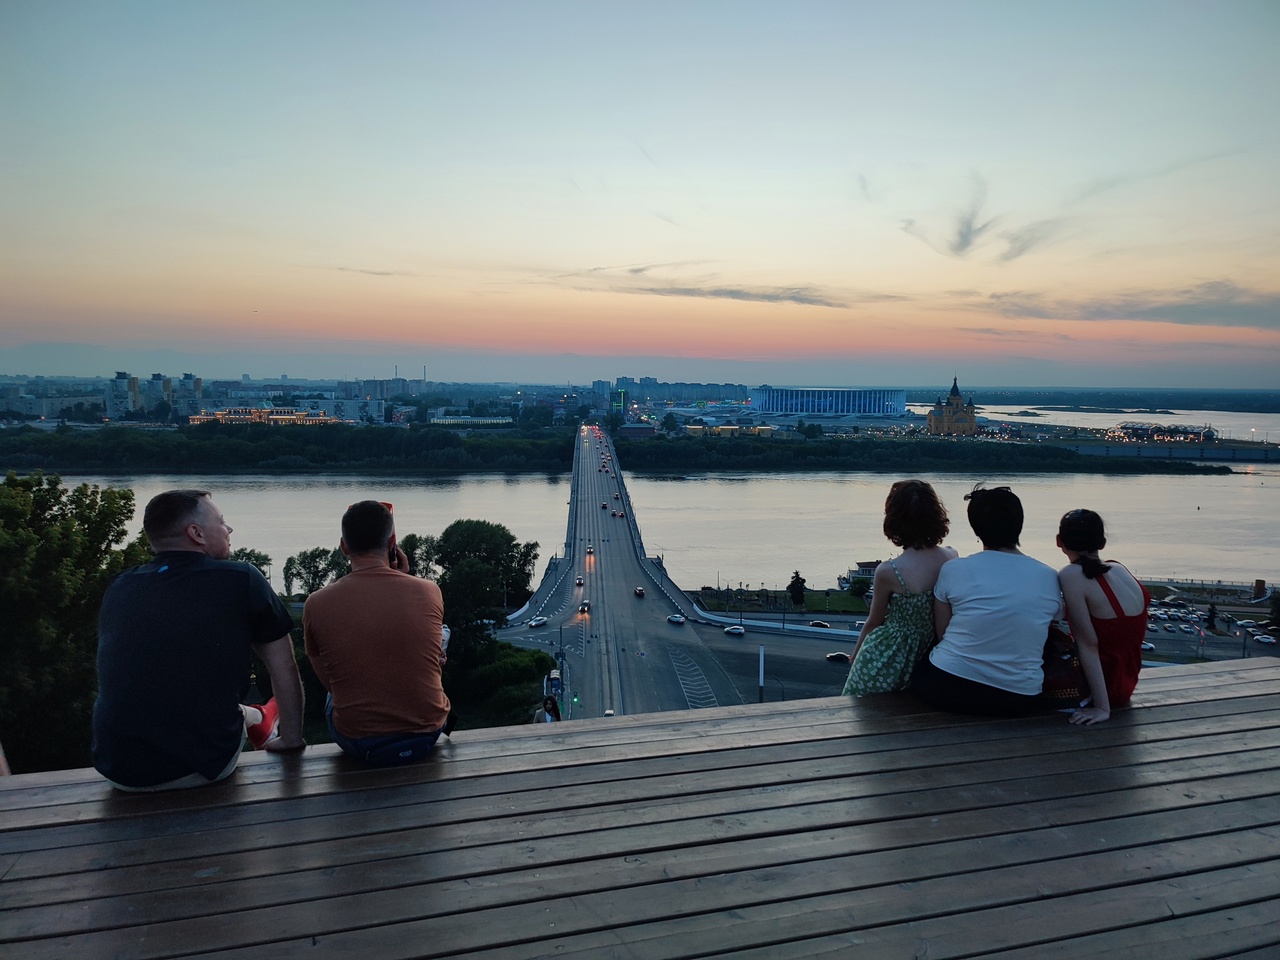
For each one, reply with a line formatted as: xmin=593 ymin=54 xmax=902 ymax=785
xmin=496 ymin=425 xmax=857 ymax=718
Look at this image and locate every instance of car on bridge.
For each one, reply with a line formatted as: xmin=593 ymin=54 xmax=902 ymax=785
xmin=579 ymin=600 xmax=591 ymax=613
xmin=586 ymin=544 xmax=594 ymax=554
xmin=808 ymin=620 xmax=830 ymax=628
xmin=634 ymin=587 xmax=645 ymax=597
xmin=724 ymin=625 xmax=746 ymax=636
xmin=575 ymin=575 xmax=584 ymax=586
xmin=529 ymin=616 xmax=549 ymax=628
xmin=825 ymin=651 xmax=851 ymax=663
xmin=667 ymin=614 xmax=686 ymax=624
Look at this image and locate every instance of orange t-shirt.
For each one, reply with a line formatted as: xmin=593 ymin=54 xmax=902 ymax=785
xmin=304 ymin=566 xmax=451 ymax=738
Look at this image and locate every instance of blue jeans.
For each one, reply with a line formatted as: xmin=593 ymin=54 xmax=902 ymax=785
xmin=325 ymin=694 xmax=442 ymax=766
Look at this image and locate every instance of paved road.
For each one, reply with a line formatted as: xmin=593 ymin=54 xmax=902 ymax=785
xmin=501 ymin=427 xmax=1277 ymax=718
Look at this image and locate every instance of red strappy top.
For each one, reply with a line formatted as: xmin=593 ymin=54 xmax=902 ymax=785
xmin=1084 ymin=565 xmax=1151 ymax=709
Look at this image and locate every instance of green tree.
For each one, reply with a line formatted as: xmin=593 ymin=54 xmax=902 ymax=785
xmin=847 ymin=576 xmax=872 ymax=601
xmin=283 ymin=547 xmax=348 ymax=596
xmin=398 ymin=532 xmax=439 ymax=579
xmin=787 ymin=570 xmax=807 ymax=607
xmin=230 ymin=547 xmax=272 ymax=579
xmin=433 ymin=519 xmax=538 ymax=665
xmin=0 ymin=471 xmax=152 ymax=773
xmin=436 ymin=519 xmax=538 ymax=604
xmin=662 ymin=412 xmax=679 ymax=433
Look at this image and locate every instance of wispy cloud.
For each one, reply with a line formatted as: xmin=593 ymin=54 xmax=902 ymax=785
xmin=544 ymin=262 xmax=904 ymax=309
xmin=998 ymin=219 xmax=1064 ymax=262
xmin=979 ymin=280 xmax=1280 ymax=331
xmin=949 ymin=177 xmax=999 ymax=256
xmin=899 ymin=175 xmax=1054 ymax=263
xmin=637 ymin=286 xmax=846 ymax=307
xmin=328 ymin=266 xmax=415 ymax=277
xmin=1066 ymin=147 xmax=1251 ymax=205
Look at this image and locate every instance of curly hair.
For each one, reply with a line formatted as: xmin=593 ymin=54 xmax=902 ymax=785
xmin=883 ymin=479 xmax=950 ymax=549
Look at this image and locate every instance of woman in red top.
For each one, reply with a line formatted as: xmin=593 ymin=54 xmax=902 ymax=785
xmin=1057 ymin=509 xmax=1151 ymax=725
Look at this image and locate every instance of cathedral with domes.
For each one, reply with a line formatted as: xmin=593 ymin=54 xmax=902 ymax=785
xmin=927 ymin=377 xmax=977 ymax=436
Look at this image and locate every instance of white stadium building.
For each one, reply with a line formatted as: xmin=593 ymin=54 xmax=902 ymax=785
xmin=750 ymin=385 xmax=908 ymax=417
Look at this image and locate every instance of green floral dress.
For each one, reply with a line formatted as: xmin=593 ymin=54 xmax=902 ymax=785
xmin=842 ymin=559 xmax=936 ymax=697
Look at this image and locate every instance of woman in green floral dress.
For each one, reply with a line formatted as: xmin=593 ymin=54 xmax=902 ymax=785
xmin=844 ymin=480 xmax=957 ymax=696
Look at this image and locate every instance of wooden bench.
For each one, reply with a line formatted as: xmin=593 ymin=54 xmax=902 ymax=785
xmin=2 ymin=659 xmax=1278 ymax=958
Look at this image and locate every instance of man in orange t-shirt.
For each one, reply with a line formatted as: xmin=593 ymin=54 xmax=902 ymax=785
xmin=304 ymin=500 xmax=452 ymax=765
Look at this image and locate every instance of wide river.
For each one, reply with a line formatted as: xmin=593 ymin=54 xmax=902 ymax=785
xmin=64 ymin=464 xmax=1279 ymax=594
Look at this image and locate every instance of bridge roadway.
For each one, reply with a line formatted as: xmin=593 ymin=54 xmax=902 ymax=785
xmin=497 ymin=425 xmax=856 ymax=718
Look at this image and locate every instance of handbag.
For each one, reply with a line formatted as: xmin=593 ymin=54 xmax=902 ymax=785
xmin=1042 ymin=622 xmax=1089 ymax=708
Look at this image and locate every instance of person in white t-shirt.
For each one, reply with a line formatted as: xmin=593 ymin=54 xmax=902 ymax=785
xmin=911 ymin=485 xmax=1063 ymax=716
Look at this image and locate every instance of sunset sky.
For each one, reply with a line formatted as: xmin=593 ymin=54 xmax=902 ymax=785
xmin=3 ymin=1 xmax=1278 ymax=387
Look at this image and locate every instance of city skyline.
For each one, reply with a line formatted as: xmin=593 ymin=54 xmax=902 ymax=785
xmin=3 ymin=2 xmax=1278 ymax=388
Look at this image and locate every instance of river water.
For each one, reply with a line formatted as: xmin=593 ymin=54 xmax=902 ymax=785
xmin=63 ymin=463 xmax=1279 ymax=594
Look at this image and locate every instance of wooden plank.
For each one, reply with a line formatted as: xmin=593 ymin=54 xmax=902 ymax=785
xmin=80 ymin=827 xmax=1279 ymax=960
xmin=0 ymin=663 xmax=1275 ymax=960
xmin=7 ymin=702 xmax=1280 ymax=867
xmin=433 ymin=842 xmax=1280 ymax=960
xmin=5 ymin=687 xmax=1278 ymax=837
xmin=976 ymin=902 xmax=1280 ymax=960
xmin=9 ymin=715 xmax=1280 ymax=890
xmin=5 ymin=784 xmax=1278 ymax=950
xmin=5 ymin=751 xmax=1277 ymax=947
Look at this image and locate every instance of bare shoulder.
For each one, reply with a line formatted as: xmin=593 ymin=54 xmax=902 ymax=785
xmin=1058 ymin=562 xmax=1088 ymax=590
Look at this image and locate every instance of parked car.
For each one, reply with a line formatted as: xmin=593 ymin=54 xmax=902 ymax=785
xmin=1147 ymin=622 xmax=1159 ymax=633
xmin=825 ymin=651 xmax=852 ymax=664
xmin=667 ymin=614 xmax=687 ymax=624
xmin=1180 ymin=624 xmax=1195 ymax=634
xmin=724 ymin=625 xmax=746 ymax=636
xmin=529 ymin=616 xmax=549 ymax=627
xmin=808 ymin=620 xmax=830 ymax=628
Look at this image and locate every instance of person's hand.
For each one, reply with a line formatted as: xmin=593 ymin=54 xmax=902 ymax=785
xmin=1068 ymin=705 xmax=1110 ymax=725
xmin=263 ymin=736 xmax=306 ymax=753
xmin=390 ymin=544 xmax=410 ymax=571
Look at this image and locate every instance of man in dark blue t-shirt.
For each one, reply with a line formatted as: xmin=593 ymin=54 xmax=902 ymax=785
xmin=93 ymin=490 xmax=305 ymax=790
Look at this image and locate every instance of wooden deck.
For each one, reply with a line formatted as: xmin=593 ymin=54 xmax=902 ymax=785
xmin=2 ymin=659 xmax=1279 ymax=959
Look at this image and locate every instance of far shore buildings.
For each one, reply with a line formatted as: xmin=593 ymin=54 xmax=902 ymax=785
xmin=927 ymin=377 xmax=978 ymax=436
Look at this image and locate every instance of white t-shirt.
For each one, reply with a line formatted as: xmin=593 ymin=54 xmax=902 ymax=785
xmin=931 ymin=550 xmax=1064 ymax=695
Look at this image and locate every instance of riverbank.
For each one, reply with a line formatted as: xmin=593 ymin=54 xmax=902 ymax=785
xmin=2 ymin=423 xmax=1241 ymax=477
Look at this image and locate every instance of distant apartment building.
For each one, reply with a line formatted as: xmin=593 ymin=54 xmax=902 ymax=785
xmin=751 ymin=385 xmax=908 ymax=416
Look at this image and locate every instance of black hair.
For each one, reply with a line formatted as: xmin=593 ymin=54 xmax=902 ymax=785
xmin=142 ymin=489 xmax=211 ymax=543
xmin=964 ymin=485 xmax=1023 ymax=549
xmin=883 ymin=479 xmax=949 ymax=549
xmin=341 ymin=500 xmax=394 ymax=554
xmin=1059 ymin=508 xmax=1112 ymax=580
